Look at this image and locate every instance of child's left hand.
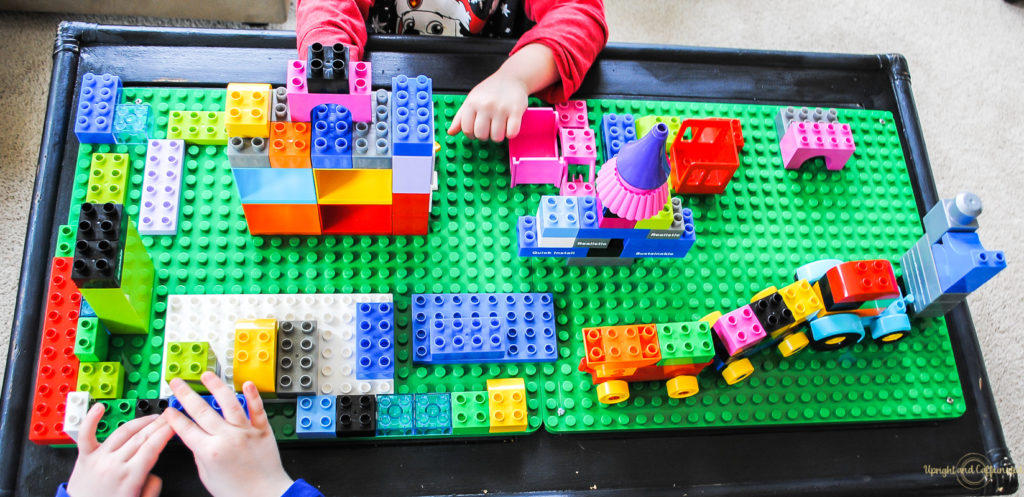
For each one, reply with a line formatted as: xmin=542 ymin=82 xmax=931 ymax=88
xmin=447 ymin=72 xmax=529 ymax=143
xmin=66 ymin=404 xmax=175 ymax=497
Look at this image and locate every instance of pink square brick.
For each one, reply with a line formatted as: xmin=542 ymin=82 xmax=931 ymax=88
xmin=555 ymin=100 xmax=588 ymax=129
xmin=559 ymin=128 xmax=597 ymax=165
xmin=779 ymin=122 xmax=856 ymax=171
xmin=349 ymin=61 xmax=371 ymax=95
xmin=712 ymin=305 xmax=767 ymax=356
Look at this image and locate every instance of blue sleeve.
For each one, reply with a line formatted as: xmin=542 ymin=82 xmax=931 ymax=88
xmin=55 ymin=483 xmax=71 ymax=497
xmin=282 ymin=479 xmax=325 ymax=497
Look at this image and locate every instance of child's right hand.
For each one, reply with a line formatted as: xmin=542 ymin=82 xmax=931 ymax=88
xmin=163 ymin=373 xmax=294 ymax=497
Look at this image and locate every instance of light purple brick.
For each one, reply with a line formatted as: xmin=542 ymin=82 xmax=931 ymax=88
xmin=139 ymin=139 xmax=185 ymax=235
xmin=392 ymin=155 xmax=432 ymax=194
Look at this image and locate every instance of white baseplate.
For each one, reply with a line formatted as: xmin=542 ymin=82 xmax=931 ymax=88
xmin=160 ymin=293 xmax=394 ymax=398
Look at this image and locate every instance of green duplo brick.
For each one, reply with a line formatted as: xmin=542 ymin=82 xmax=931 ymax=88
xmin=633 ymin=198 xmax=674 ymax=230
xmin=166 ymin=110 xmax=228 ymax=145
xmin=55 ymin=224 xmax=76 ymax=258
xmin=265 ymin=400 xmax=298 ymax=441
xmin=165 ymin=341 xmax=218 ymax=391
xmin=80 ymin=221 xmax=155 ymax=335
xmin=85 ymin=153 xmax=130 ymax=204
xmin=74 ymin=317 xmax=109 ymax=362
xmin=96 ymin=399 xmax=135 ymax=441
xmin=656 ymin=322 xmax=715 ymax=366
xmin=77 ymin=362 xmax=125 ymax=400
xmin=451 ymin=391 xmax=490 ymax=435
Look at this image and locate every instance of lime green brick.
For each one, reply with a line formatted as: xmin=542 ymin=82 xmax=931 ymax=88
xmin=95 ymin=399 xmax=135 ymax=441
xmin=80 ymin=222 xmax=154 ymax=334
xmin=633 ymin=198 xmax=674 ymax=229
xmin=77 ymin=362 xmax=124 ymax=400
xmin=451 ymin=391 xmax=490 ymax=435
xmin=635 ymin=115 xmax=682 ymax=151
xmin=166 ymin=110 xmax=228 ymax=145
xmin=55 ymin=224 xmax=76 ymax=258
xmin=165 ymin=341 xmax=218 ymax=391
xmin=656 ymin=322 xmax=715 ymax=366
xmin=85 ymin=153 xmax=129 ymax=204
xmin=74 ymin=317 xmax=109 ymax=362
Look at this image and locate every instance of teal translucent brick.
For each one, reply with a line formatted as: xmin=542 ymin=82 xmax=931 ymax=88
xmin=377 ymin=394 xmax=414 ymax=436
xmin=413 ymin=393 xmax=451 ymax=435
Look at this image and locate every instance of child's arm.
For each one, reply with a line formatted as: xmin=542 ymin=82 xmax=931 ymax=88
xmin=162 ymin=373 xmax=324 ymax=497
xmin=296 ymin=0 xmax=372 ymax=60
xmin=63 ymin=404 xmax=175 ymax=497
xmin=448 ymin=0 xmax=609 ymax=142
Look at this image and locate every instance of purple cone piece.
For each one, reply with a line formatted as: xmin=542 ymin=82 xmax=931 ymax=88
xmin=616 ymin=122 xmax=670 ymax=191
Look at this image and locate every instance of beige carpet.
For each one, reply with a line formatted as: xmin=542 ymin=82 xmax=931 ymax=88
xmin=1 ymin=0 xmax=1021 ymax=486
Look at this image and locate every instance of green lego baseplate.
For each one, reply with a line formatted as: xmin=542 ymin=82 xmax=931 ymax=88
xmin=60 ymin=87 xmax=964 ymax=440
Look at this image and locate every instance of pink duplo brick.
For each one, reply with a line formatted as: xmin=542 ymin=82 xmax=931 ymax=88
xmin=560 ymin=177 xmax=596 ymax=197
xmin=712 ymin=305 xmax=767 ymax=356
xmin=555 ymin=100 xmax=588 ymax=129
xmin=286 ymin=59 xmax=372 ymax=123
xmin=779 ymin=121 xmax=856 ymax=171
xmin=508 ymin=108 xmax=565 ymax=187
xmin=559 ymin=128 xmax=597 ymax=165
xmin=349 ymin=61 xmax=371 ymax=95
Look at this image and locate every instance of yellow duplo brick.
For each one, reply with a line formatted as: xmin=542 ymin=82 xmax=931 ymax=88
xmin=225 ymin=83 xmax=272 ymax=138
xmin=778 ymin=280 xmax=824 ymax=330
xmin=486 ymin=377 xmax=528 ymax=433
xmin=233 ymin=318 xmax=277 ymax=393
xmin=313 ymin=169 xmax=393 ymax=205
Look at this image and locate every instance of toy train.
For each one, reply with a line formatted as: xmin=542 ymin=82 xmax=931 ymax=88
xmin=579 ymin=192 xmax=1006 ymax=404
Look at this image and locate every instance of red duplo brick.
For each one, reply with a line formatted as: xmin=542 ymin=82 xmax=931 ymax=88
xmin=29 ymin=257 xmax=81 ymax=445
xmin=320 ymin=204 xmax=393 ymax=235
xmin=392 ymin=193 xmax=429 ymax=235
xmin=824 ymin=259 xmax=900 ymax=304
xmin=668 ymin=118 xmax=741 ymax=195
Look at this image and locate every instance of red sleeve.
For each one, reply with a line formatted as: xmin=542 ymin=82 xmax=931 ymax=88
xmin=296 ymin=0 xmax=373 ymax=61
xmin=513 ymin=0 xmax=609 ymax=103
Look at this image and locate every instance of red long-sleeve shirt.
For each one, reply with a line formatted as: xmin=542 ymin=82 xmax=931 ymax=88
xmin=295 ymin=0 xmax=608 ymax=103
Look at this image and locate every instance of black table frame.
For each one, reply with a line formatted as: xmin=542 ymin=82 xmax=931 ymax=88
xmin=0 ymin=22 xmax=1017 ymax=497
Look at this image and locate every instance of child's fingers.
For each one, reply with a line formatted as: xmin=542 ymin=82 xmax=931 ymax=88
xmin=460 ymin=108 xmax=478 ymax=140
xmin=447 ymin=108 xmax=463 ymax=136
xmin=161 ymin=407 xmax=208 ymax=451
xmin=242 ymin=381 xmax=270 ymax=431
xmin=490 ymin=115 xmax=508 ymax=143
xmin=473 ymin=113 xmax=492 ymax=141
xmin=100 ymin=415 xmax=159 ymax=453
xmin=129 ymin=424 xmax=175 ymax=471
xmin=169 ymin=378 xmax=225 ymax=434
xmin=203 ymin=372 xmax=247 ymax=426
xmin=76 ymin=402 xmax=105 ymax=454
xmin=506 ymin=111 xmax=523 ymax=140
xmin=140 ymin=474 xmax=163 ymax=497
xmin=112 ymin=415 xmax=165 ymax=459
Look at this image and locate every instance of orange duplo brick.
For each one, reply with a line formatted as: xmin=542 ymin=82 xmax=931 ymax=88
xmin=320 ymin=204 xmax=393 ymax=235
xmin=242 ymin=204 xmax=322 ymax=235
xmin=392 ymin=193 xmax=430 ymax=235
xmin=313 ymin=169 xmax=392 ymax=205
xmin=582 ymin=324 xmax=662 ymax=378
xmin=269 ymin=122 xmax=311 ymax=168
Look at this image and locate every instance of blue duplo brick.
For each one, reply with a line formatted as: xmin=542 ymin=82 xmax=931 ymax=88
xmin=355 ymin=302 xmax=395 ymax=380
xmin=296 ymin=395 xmax=337 ymax=439
xmin=621 ymin=236 xmax=695 ymax=259
xmin=74 ymin=73 xmax=122 ymax=144
xmin=391 ymin=75 xmax=434 ymax=156
xmin=931 ymin=231 xmax=1006 ymax=294
xmin=601 ymin=113 xmax=636 ymax=163
xmin=410 ymin=293 xmax=558 ymax=364
xmin=536 ymin=196 xmax=581 ymax=238
xmin=232 ymin=168 xmax=317 ymax=204
xmin=311 ymin=104 xmax=353 ymax=169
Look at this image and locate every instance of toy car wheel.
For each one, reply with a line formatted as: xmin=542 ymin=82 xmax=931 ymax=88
xmin=721 ymin=358 xmax=754 ymax=385
xmin=809 ymin=313 xmax=864 ymax=351
xmin=871 ymin=313 xmax=912 ymax=344
xmin=777 ymin=331 xmax=810 ymax=357
xmin=666 ymin=375 xmax=699 ymax=399
xmin=596 ymin=380 xmax=630 ymax=404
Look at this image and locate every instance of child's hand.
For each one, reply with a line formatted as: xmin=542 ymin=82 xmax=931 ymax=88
xmin=66 ymin=404 xmax=174 ymax=497
xmin=447 ymin=72 xmax=529 ymax=142
xmin=163 ymin=373 xmax=293 ymax=497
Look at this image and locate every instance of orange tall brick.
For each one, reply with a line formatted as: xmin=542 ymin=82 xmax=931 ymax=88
xmin=242 ymin=204 xmax=322 ymax=235
xmin=269 ymin=122 xmax=311 ymax=169
xmin=581 ymin=324 xmax=661 ymax=378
